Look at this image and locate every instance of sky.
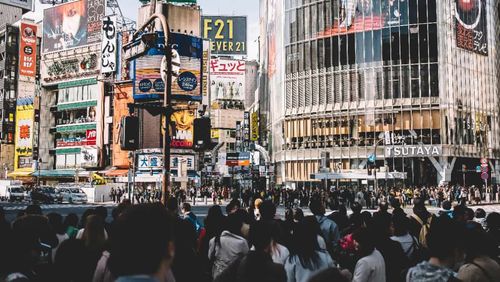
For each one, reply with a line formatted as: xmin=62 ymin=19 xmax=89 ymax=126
xmin=26 ymin=0 xmax=260 ymax=60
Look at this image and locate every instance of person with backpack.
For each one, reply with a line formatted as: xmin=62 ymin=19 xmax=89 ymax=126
xmin=310 ymin=199 xmax=340 ymax=252
xmin=181 ymin=202 xmax=203 ymax=235
xmin=408 ymin=198 xmax=435 ymax=248
xmin=406 ymin=217 xmax=466 ymax=282
xmin=391 ymin=213 xmax=422 ymax=265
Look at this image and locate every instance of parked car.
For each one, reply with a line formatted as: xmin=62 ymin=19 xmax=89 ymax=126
xmin=58 ymin=187 xmax=88 ymax=204
xmin=31 ymin=187 xmax=63 ymax=204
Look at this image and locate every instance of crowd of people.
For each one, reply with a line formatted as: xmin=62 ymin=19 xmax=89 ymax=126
xmin=1 ymin=191 xmax=500 ymax=282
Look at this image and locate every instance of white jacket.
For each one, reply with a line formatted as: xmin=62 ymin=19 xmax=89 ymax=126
xmin=352 ymin=249 xmax=386 ymax=282
xmin=208 ymin=231 xmax=249 ymax=279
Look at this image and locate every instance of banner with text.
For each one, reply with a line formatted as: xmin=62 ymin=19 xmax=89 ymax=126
xmin=210 ymin=58 xmax=246 ymax=101
xmin=19 ymin=22 xmax=37 ymax=78
xmin=202 ymin=16 xmax=247 ymax=55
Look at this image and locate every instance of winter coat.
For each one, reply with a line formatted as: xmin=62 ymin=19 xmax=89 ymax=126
xmin=315 ymin=215 xmax=340 ymax=248
xmin=284 ymin=250 xmax=334 ymax=282
xmin=352 ymin=249 xmax=386 ymax=282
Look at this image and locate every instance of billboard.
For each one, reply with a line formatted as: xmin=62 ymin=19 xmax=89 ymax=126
xmin=171 ymin=104 xmax=196 ymax=148
xmin=101 ymin=16 xmax=117 ymax=74
xmin=19 ymin=22 xmax=37 ymax=78
xmin=42 ymin=0 xmax=106 ymax=53
xmin=250 ymin=111 xmax=259 ymax=141
xmin=226 ymin=152 xmax=251 ymax=166
xmin=80 ymin=146 xmax=98 ymax=168
xmin=202 ymin=16 xmax=247 ymax=55
xmin=14 ymin=103 xmax=34 ymax=171
xmin=209 ymin=58 xmax=245 ymax=100
xmin=455 ymin=0 xmax=488 ymax=56
xmin=0 ymin=0 xmax=33 ymax=11
xmin=133 ymin=33 xmax=203 ymax=101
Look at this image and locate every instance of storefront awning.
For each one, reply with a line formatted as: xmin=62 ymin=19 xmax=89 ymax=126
xmin=35 ymin=170 xmax=91 ymax=178
xmin=105 ymin=169 xmax=129 ymax=177
xmin=57 ymin=100 xmax=98 ymax=111
xmin=7 ymin=171 xmax=33 ymax=178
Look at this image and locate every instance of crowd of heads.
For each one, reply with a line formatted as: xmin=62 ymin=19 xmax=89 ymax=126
xmin=0 ymin=194 xmax=499 ymax=282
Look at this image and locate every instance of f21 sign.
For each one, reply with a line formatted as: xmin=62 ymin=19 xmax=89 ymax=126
xmin=101 ymin=16 xmax=117 ymax=74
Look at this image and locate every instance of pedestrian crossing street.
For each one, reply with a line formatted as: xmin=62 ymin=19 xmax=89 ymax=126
xmin=0 ymin=203 xmax=116 ymax=211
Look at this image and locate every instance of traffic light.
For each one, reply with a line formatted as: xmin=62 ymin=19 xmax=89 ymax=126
xmin=120 ymin=116 xmax=139 ymax=150
xmin=193 ymin=117 xmax=212 ymax=151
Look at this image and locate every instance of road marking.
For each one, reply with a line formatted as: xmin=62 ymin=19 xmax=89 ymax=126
xmin=1 ymin=203 xmax=116 ymax=211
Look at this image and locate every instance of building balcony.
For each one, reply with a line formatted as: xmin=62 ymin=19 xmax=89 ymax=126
xmin=54 ymin=122 xmax=96 ymax=134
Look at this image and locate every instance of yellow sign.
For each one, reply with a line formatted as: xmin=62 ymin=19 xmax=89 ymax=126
xmin=251 ymin=111 xmax=259 ymax=141
xmin=14 ymin=104 xmax=35 ymax=172
xmin=211 ymin=129 xmax=220 ymax=139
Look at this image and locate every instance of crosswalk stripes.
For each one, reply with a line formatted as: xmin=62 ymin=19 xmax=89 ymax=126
xmin=1 ymin=203 xmax=115 ymax=211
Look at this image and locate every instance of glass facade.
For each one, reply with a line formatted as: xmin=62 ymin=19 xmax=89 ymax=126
xmin=277 ymin=0 xmax=500 ymax=186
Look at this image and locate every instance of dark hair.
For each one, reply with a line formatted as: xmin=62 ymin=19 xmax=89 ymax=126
xmin=226 ymin=199 xmax=241 ymax=214
xmin=81 ymin=215 xmax=106 ymax=251
xmin=249 ymin=221 xmax=272 ymax=251
xmin=474 ymin=208 xmax=486 ymax=219
xmin=94 ymin=206 xmax=108 ymax=221
xmin=352 ymin=227 xmax=375 ymax=256
xmin=361 ymin=211 xmax=372 ymax=227
xmin=427 ymin=216 xmax=466 ymax=260
xmin=486 ymin=212 xmax=500 ymax=230
xmin=453 ymin=205 xmax=467 ymax=221
xmin=108 ymin=204 xmax=174 ymax=277
xmin=465 ymin=208 xmax=474 ymax=221
xmin=392 ymin=214 xmax=410 ymax=237
xmin=442 ymin=200 xmax=452 ymax=210
xmin=166 ymin=197 xmax=178 ymax=213
xmin=25 ymin=204 xmax=42 ymax=215
xmin=54 ymin=239 xmax=93 ymax=282
xmin=259 ymin=200 xmax=276 ymax=220
xmin=378 ymin=202 xmax=389 ymax=212
xmin=463 ymin=227 xmax=496 ymax=260
xmin=182 ymin=202 xmax=192 ymax=212
xmin=285 ymin=208 xmax=294 ymax=222
xmin=64 ymin=213 xmax=79 ymax=229
xmin=337 ymin=205 xmax=347 ymax=216
xmin=225 ymin=212 xmax=244 ymax=236
xmin=293 ymin=208 xmax=304 ymax=222
xmin=288 ymin=218 xmax=321 ymax=269
xmin=309 ymin=199 xmax=325 ymax=216
xmin=308 ymin=267 xmax=350 ymax=282
xmin=351 ymin=202 xmax=362 ymax=214
xmin=205 ymin=205 xmax=225 ymax=238
xmin=47 ymin=213 xmax=66 ymax=235
xmin=80 ymin=208 xmax=96 ymax=228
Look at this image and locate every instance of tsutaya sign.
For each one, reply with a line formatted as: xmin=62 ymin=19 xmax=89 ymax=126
xmin=385 ymin=145 xmax=442 ymax=158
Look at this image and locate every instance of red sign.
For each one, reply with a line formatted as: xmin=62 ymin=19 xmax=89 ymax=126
xmin=86 ymin=129 xmax=97 ymax=145
xmin=19 ymin=22 xmax=37 ymax=77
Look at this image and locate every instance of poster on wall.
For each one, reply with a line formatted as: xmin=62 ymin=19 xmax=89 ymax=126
xmin=455 ymin=0 xmax=488 ymax=56
xmin=202 ymin=16 xmax=247 ymax=55
xmin=42 ymin=0 xmax=106 ymax=53
xmin=170 ymin=104 xmax=196 ymax=148
xmin=134 ymin=32 xmax=203 ymax=101
xmin=209 ymin=58 xmax=245 ymax=100
xmin=101 ymin=15 xmax=117 ymax=74
xmin=80 ymin=146 xmax=98 ymax=168
xmin=19 ymin=22 xmax=37 ymax=78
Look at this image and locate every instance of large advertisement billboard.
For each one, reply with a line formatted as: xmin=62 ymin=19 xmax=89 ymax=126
xmin=19 ymin=22 xmax=37 ymax=78
xmin=170 ymin=104 xmax=196 ymax=148
xmin=42 ymin=0 xmax=106 ymax=54
xmin=202 ymin=16 xmax=247 ymax=55
xmin=14 ymin=103 xmax=34 ymax=171
xmin=454 ymin=0 xmax=488 ymax=56
xmin=209 ymin=58 xmax=245 ymax=100
xmin=133 ymin=33 xmax=203 ymax=101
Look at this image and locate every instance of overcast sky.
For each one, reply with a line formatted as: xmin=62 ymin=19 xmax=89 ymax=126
xmin=26 ymin=0 xmax=259 ymax=60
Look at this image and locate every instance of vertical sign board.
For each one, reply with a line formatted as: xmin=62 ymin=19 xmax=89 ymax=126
xmin=455 ymin=0 xmax=488 ymax=56
xmin=101 ymin=16 xmax=117 ymax=74
xmin=202 ymin=39 xmax=210 ymax=105
xmin=42 ymin=0 xmax=105 ymax=53
xmin=202 ymin=16 xmax=247 ymax=55
xmin=170 ymin=104 xmax=196 ymax=149
xmin=209 ymin=58 xmax=246 ymax=100
xmin=19 ymin=22 xmax=37 ymax=77
xmin=250 ymin=111 xmax=259 ymax=141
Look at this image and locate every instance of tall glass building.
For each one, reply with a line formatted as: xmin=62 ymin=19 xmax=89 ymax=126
xmin=260 ymin=0 xmax=500 ymax=188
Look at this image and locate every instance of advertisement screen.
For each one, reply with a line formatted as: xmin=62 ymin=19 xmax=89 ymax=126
xmin=19 ymin=22 xmax=37 ymax=78
xmin=202 ymin=16 xmax=247 ymax=55
xmin=455 ymin=0 xmax=488 ymax=56
xmin=170 ymin=105 xmax=196 ymax=148
xmin=134 ymin=33 xmax=203 ymax=101
xmin=209 ymin=58 xmax=246 ymax=101
xmin=42 ymin=0 xmax=106 ymax=53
